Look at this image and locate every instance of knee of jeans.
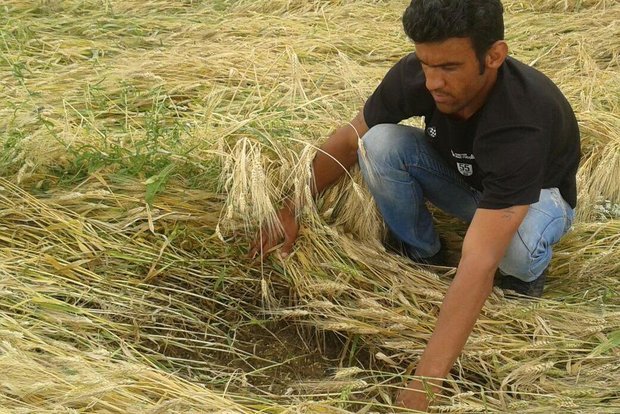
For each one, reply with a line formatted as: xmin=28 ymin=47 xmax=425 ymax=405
xmin=499 ymin=194 xmax=572 ymax=281
xmin=360 ymin=124 xmax=424 ymax=167
xmin=362 ymin=124 xmax=398 ymax=159
xmin=500 ymin=240 xmax=536 ymax=282
xmin=360 ymin=125 xmax=405 ymax=186
xmin=499 ymin=231 xmax=552 ymax=282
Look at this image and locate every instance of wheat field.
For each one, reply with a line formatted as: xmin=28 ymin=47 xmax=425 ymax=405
xmin=0 ymin=0 xmax=619 ymax=412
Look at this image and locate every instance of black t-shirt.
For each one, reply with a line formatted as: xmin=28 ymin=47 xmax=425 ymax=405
xmin=363 ymin=54 xmax=580 ymax=209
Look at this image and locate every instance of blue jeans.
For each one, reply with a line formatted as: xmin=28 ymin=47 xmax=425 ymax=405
xmin=358 ymin=124 xmax=575 ymax=282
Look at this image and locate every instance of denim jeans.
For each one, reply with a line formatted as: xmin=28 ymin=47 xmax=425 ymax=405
xmin=358 ymin=124 xmax=575 ymax=282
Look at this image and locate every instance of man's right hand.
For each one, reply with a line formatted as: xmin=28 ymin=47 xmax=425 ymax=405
xmin=248 ymin=200 xmax=299 ymax=260
xmin=248 ymin=109 xmax=366 ymax=261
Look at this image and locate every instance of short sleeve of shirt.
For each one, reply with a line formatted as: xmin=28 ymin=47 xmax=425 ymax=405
xmin=363 ymin=54 xmax=434 ymax=128
xmin=476 ymin=127 xmax=546 ymax=209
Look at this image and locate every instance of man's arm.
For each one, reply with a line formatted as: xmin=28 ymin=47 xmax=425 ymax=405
xmin=397 ymin=204 xmax=529 ymax=411
xmin=312 ymin=109 xmax=369 ymax=195
xmin=249 ymin=109 xmax=369 ymax=259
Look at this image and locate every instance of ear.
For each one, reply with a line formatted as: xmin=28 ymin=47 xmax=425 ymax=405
xmin=485 ymin=40 xmax=508 ymax=70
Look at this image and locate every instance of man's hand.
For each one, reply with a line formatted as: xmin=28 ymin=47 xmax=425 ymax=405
xmin=247 ymin=110 xmax=366 ymax=261
xmin=249 ymin=200 xmax=299 ymax=260
xmin=396 ymin=377 xmax=440 ymax=411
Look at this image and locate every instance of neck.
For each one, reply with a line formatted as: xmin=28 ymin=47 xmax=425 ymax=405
xmin=456 ymin=69 xmax=499 ymax=120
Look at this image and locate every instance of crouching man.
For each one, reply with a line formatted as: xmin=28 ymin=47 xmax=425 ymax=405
xmin=251 ymin=0 xmax=580 ymax=410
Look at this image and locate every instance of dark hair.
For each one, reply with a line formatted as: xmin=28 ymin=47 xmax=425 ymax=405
xmin=402 ymin=0 xmax=504 ymax=70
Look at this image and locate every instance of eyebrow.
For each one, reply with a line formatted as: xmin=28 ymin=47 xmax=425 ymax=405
xmin=417 ymin=57 xmax=463 ymax=68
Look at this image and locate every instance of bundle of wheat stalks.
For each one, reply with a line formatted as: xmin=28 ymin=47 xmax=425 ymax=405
xmin=0 ymin=0 xmax=618 ymax=412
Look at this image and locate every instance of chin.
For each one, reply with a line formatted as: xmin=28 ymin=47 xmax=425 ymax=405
xmin=436 ymin=103 xmax=457 ymax=114
xmin=436 ymin=100 xmax=467 ymax=116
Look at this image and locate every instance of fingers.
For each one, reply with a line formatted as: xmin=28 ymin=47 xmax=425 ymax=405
xmin=248 ymin=228 xmax=267 ymax=260
xmin=280 ymin=239 xmax=294 ymax=259
xmin=247 ymin=231 xmax=261 ymax=259
xmin=250 ymin=240 xmax=284 ymax=261
xmin=248 ymin=229 xmax=294 ymax=261
xmin=279 ymin=224 xmax=298 ymax=259
xmin=248 ymin=205 xmax=299 ymax=261
xmin=249 ymin=234 xmax=269 ymax=260
xmin=248 ymin=243 xmax=259 ymax=260
xmin=248 ymin=227 xmax=281 ymax=261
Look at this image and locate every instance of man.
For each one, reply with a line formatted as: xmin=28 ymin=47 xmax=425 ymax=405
xmin=251 ymin=0 xmax=580 ymax=410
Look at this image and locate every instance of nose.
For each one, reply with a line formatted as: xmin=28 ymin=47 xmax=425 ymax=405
xmin=425 ymin=68 xmax=445 ymax=92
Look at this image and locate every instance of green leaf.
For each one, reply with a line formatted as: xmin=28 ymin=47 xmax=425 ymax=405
xmin=144 ymin=164 xmax=175 ymax=206
xmin=590 ymin=330 xmax=620 ymax=356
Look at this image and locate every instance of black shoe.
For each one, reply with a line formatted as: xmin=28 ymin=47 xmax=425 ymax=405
xmin=383 ymin=231 xmax=446 ymax=266
xmin=499 ymin=270 xmax=547 ymax=298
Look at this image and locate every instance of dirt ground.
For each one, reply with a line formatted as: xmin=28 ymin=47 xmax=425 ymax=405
xmin=223 ymin=323 xmax=358 ymax=395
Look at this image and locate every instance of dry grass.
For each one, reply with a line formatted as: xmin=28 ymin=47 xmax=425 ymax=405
xmin=1 ymin=0 xmax=619 ymax=412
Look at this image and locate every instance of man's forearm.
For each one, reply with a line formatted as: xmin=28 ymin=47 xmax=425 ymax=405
xmin=418 ymin=205 xmax=529 ymax=377
xmin=311 ymin=133 xmax=358 ymax=195
xmin=399 ymin=262 xmax=495 ymax=409
xmin=310 ymin=110 xmax=368 ymax=196
xmin=399 ymin=207 xmax=528 ymax=410
xmin=415 ymin=261 xmax=495 ymax=379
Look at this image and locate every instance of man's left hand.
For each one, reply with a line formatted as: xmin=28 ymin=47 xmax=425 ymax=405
xmin=395 ymin=378 xmax=437 ymax=411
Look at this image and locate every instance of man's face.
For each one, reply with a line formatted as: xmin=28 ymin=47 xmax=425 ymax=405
xmin=415 ymin=37 xmax=495 ymax=119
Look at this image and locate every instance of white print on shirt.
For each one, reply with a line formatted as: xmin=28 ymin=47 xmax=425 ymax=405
xmin=457 ymin=163 xmax=474 ymax=176
xmin=426 ymin=127 xmax=437 ymax=138
xmin=451 ymin=150 xmax=475 ymax=160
